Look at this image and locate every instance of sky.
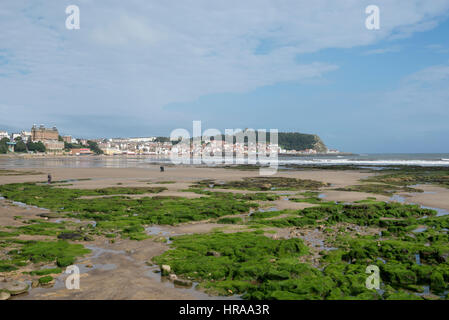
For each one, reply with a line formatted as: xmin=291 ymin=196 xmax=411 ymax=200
xmin=1 ymin=0 xmax=449 ymax=153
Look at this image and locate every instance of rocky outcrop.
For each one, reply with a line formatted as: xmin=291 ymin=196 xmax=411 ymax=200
xmin=161 ymin=264 xmax=171 ymax=275
xmin=0 ymin=291 xmax=11 ymax=300
xmin=0 ymin=280 xmax=29 ymax=295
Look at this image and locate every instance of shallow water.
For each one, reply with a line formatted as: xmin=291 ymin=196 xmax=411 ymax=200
xmin=145 ymin=226 xmax=175 ymax=244
xmin=389 ymin=194 xmax=449 ymax=217
xmin=144 ymin=264 xmax=241 ymax=300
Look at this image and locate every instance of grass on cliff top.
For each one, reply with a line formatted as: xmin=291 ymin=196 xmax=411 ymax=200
xmin=191 ymin=177 xmax=329 ymax=191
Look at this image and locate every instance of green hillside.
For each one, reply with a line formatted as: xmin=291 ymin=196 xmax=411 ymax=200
xmin=277 ymin=132 xmax=327 ymax=152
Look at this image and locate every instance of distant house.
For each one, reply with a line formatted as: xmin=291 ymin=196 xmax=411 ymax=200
xmin=44 ymin=140 xmax=65 ymax=152
xmin=31 ymin=125 xmax=64 ymax=152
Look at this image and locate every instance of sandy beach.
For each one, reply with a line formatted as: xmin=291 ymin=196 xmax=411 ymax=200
xmin=1 ymin=164 xmax=448 ymax=300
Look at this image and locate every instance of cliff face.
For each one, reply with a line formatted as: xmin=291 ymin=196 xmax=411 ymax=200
xmin=311 ymin=134 xmax=328 ymax=153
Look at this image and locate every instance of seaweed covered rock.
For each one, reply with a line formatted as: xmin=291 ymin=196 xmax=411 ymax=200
xmin=381 ymin=263 xmax=417 ymax=286
xmin=174 ymin=278 xmax=193 ymax=287
xmin=0 ymin=280 xmax=29 ymax=295
xmin=38 ymin=276 xmax=55 ymax=288
xmin=57 ymin=232 xmax=84 ymax=241
xmin=0 ymin=291 xmax=11 ymax=300
xmin=161 ymin=265 xmax=171 ymax=276
xmin=430 ymin=271 xmax=446 ymax=294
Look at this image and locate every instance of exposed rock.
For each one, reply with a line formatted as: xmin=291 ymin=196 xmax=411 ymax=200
xmin=174 ymin=278 xmax=192 ymax=287
xmin=260 ymin=183 xmax=272 ymax=191
xmin=85 ymin=264 xmax=93 ymax=268
xmin=40 ymin=279 xmax=55 ymax=288
xmin=206 ymin=251 xmax=221 ymax=257
xmin=154 ymin=236 xmax=167 ymax=243
xmin=438 ymin=252 xmax=449 ymax=263
xmin=161 ymin=264 xmax=171 ymax=275
xmin=0 ymin=280 xmax=29 ymax=295
xmin=37 ymin=213 xmax=60 ymax=219
xmin=31 ymin=280 xmax=39 ymax=288
xmin=83 ymin=235 xmax=94 ymax=241
xmin=421 ymin=293 xmax=440 ymax=300
xmin=0 ymin=291 xmax=11 ymax=300
xmin=169 ymin=274 xmax=178 ymax=281
xmin=145 ymin=260 xmax=154 ymax=266
xmin=57 ymin=232 xmax=83 ymax=241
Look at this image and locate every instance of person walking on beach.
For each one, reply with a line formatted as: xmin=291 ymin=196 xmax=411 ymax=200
xmin=47 ymin=174 xmax=52 ymax=184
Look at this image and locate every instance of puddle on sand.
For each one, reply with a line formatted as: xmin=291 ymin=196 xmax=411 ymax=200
xmin=53 ymin=218 xmax=97 ymax=228
xmin=413 ymin=227 xmax=428 ymax=233
xmin=376 ymin=257 xmax=386 ymax=264
xmin=415 ymin=253 xmax=421 ymax=265
xmin=258 ymin=207 xmax=278 ymax=213
xmin=390 ymin=195 xmax=449 ymax=217
xmin=295 ymin=228 xmax=337 ymax=252
xmin=17 ymin=261 xmax=118 ymax=299
xmin=145 ymin=226 xmax=180 ymax=244
xmin=144 ymin=264 xmax=241 ymax=300
xmin=421 ymin=206 xmax=449 ymax=217
xmin=8 ymin=200 xmax=49 ymax=211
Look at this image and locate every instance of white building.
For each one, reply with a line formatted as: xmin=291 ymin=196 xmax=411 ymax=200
xmin=0 ymin=131 xmax=9 ymax=140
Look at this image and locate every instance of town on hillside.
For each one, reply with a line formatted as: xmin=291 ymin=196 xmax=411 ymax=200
xmin=0 ymin=125 xmax=340 ymax=156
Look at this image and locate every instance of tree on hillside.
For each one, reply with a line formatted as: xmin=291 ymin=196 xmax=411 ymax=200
xmin=0 ymin=137 xmax=10 ymax=154
xmin=87 ymin=140 xmax=103 ymax=155
xmin=26 ymin=139 xmax=46 ymax=153
xmin=14 ymin=137 xmax=27 ymax=153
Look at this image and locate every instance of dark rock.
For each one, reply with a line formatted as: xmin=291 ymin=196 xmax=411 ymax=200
xmin=0 ymin=291 xmax=11 ymax=300
xmin=57 ymin=232 xmax=83 ymax=240
xmin=0 ymin=280 xmax=29 ymax=295
xmin=206 ymin=251 xmax=221 ymax=257
xmin=174 ymin=278 xmax=193 ymax=287
xmin=37 ymin=213 xmax=60 ymax=219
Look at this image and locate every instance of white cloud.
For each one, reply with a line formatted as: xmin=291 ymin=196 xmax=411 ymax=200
xmin=363 ymin=63 xmax=449 ymax=134
xmin=363 ymin=46 xmax=401 ymax=55
xmin=0 ymin=0 xmax=449 ymax=134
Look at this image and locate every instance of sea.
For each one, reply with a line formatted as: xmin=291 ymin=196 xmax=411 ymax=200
xmin=1 ymin=153 xmax=449 ymax=169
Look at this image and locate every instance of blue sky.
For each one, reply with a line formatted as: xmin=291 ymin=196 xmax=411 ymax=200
xmin=1 ymin=1 xmax=449 ymax=153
